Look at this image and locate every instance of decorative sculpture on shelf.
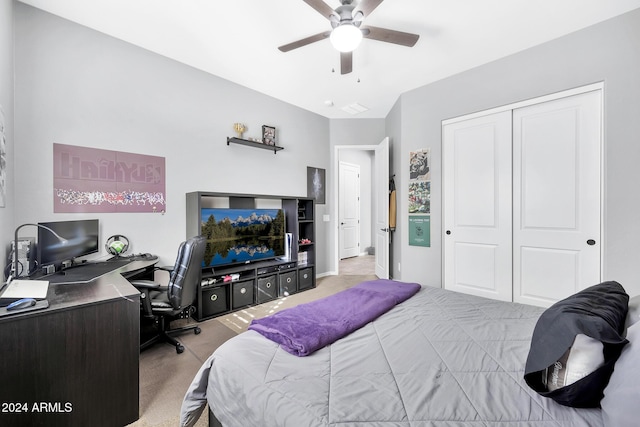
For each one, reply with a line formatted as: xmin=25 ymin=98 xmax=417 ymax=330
xmin=233 ymin=123 xmax=246 ymax=139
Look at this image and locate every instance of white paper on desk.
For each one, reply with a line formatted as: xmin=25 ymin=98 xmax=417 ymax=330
xmin=1 ymin=280 xmax=49 ymax=299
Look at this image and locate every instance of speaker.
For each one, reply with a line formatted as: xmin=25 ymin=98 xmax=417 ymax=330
xmin=12 ymin=237 xmax=35 ymax=277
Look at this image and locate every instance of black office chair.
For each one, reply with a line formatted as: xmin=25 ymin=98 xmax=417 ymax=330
xmin=130 ymin=235 xmax=206 ymax=354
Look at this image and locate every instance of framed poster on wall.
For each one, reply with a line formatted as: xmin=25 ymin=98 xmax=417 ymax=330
xmin=409 ymin=215 xmax=430 ymax=247
xmin=53 ymin=143 xmax=166 ymax=213
xmin=307 ymin=166 xmax=326 ymax=204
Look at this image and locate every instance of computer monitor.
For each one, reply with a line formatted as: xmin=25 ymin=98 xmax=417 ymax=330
xmin=38 ymin=219 xmax=99 ymax=268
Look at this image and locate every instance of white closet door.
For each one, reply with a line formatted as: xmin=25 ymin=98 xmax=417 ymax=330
xmin=513 ymin=90 xmax=601 ymax=306
xmin=443 ymin=111 xmax=513 ymax=301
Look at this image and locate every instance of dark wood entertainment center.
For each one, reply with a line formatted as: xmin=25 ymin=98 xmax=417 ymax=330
xmin=186 ymin=192 xmax=315 ymax=320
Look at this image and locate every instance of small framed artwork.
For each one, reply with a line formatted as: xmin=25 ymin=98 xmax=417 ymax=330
xmin=262 ymin=125 xmax=276 ymax=146
xmin=307 ymin=167 xmax=326 ymax=204
xmin=408 ymin=215 xmax=430 ymax=247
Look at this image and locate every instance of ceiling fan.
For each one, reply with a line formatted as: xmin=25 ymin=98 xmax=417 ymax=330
xmin=278 ymin=0 xmax=420 ymax=75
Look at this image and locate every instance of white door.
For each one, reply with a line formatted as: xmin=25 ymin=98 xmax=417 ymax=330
xmin=513 ymin=90 xmax=601 ymax=306
xmin=374 ymin=138 xmax=390 ymax=279
xmin=339 ymin=161 xmax=361 ymax=259
xmin=443 ymin=111 xmax=514 ymax=301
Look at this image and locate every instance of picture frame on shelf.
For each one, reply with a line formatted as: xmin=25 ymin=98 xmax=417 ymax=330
xmin=262 ymin=125 xmax=276 ymax=146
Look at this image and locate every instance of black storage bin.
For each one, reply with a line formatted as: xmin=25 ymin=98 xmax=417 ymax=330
xmin=200 ymin=285 xmax=229 ymax=318
xmin=279 ymin=270 xmax=297 ymax=296
xmin=256 ymin=274 xmax=278 ymax=304
xmin=298 ymin=267 xmax=314 ymax=290
xmin=232 ymin=280 xmax=255 ymax=309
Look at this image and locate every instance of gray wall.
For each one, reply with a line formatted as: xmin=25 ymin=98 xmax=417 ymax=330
xmin=0 ymin=0 xmax=13 ymax=275
xmin=390 ymin=8 xmax=640 ymax=296
xmin=13 ymin=3 xmax=332 ymax=272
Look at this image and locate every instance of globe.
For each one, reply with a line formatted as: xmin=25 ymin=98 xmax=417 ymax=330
xmin=109 ymin=240 xmax=126 ymax=254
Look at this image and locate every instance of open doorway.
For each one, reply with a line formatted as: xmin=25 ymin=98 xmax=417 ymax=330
xmin=339 ymin=253 xmax=376 ymax=275
xmin=333 ymin=138 xmax=389 ymax=278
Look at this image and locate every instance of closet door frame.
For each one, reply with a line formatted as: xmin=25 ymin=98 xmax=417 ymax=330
xmin=442 ymin=82 xmax=604 ymax=305
xmin=442 ymin=83 xmax=603 ymax=126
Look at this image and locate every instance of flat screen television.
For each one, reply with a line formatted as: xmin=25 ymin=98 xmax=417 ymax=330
xmin=38 ymin=219 xmax=100 ymax=268
xmin=200 ymin=208 xmax=285 ymax=268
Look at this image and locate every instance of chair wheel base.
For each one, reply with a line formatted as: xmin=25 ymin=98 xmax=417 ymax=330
xmin=140 ymin=306 xmax=202 ymax=355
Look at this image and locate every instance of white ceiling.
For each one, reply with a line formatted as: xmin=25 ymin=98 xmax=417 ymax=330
xmin=17 ymin=0 xmax=640 ymax=119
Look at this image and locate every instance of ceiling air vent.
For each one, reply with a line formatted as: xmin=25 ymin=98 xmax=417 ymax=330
xmin=341 ymin=102 xmax=369 ymax=115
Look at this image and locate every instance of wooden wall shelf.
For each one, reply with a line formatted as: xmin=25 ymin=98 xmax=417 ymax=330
xmin=227 ymin=137 xmax=284 ymax=154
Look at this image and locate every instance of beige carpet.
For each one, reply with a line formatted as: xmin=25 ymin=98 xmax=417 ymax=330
xmin=129 ymin=260 xmax=376 ymax=427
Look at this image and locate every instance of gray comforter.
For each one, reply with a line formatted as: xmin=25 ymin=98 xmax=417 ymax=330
xmin=181 ymin=285 xmax=604 ymax=426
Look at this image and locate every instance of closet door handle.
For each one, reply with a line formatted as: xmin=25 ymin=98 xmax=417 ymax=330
xmin=587 ymin=239 xmax=596 ymax=246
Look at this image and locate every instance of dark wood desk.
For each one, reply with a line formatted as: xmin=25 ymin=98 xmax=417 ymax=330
xmin=0 ymin=259 xmax=156 ymax=427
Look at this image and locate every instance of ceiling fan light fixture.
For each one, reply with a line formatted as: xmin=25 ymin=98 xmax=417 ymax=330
xmin=330 ymin=23 xmax=362 ymax=52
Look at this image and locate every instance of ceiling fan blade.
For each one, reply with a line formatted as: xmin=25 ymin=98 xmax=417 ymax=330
xmin=361 ymin=25 xmax=419 ymax=47
xmin=303 ymin=0 xmax=335 ymax=20
xmin=340 ymin=51 xmax=353 ymax=75
xmin=278 ymin=31 xmax=331 ymax=52
xmin=354 ymin=0 xmax=384 ymax=17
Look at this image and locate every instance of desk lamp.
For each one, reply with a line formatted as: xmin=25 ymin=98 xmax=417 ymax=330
xmin=10 ymin=223 xmax=67 ymax=283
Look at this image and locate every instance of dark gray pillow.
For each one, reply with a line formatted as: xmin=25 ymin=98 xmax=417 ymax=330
xmin=524 ymin=281 xmax=629 ymax=408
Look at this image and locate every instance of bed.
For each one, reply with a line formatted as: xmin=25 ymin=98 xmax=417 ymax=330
xmin=181 ymin=280 xmax=639 ymax=427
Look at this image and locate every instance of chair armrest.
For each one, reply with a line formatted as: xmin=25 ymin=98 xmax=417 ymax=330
xmin=130 ymin=280 xmax=162 ymax=316
xmin=129 ymin=280 xmax=161 ymax=290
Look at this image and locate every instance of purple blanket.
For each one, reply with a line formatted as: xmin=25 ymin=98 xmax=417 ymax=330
xmin=248 ymin=279 xmax=421 ymax=356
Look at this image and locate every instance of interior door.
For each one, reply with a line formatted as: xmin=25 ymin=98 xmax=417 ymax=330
xmin=443 ymin=111 xmax=513 ymax=301
xmin=339 ymin=161 xmax=361 ymax=259
xmin=512 ymin=90 xmax=601 ymax=306
xmin=374 ymin=138 xmax=390 ymax=279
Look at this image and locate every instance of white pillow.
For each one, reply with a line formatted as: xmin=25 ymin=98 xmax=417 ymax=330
xmin=601 ymin=321 xmax=640 ymax=427
xmin=543 ymin=333 xmax=604 ymax=391
xmin=626 ymin=294 xmax=640 ymax=329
